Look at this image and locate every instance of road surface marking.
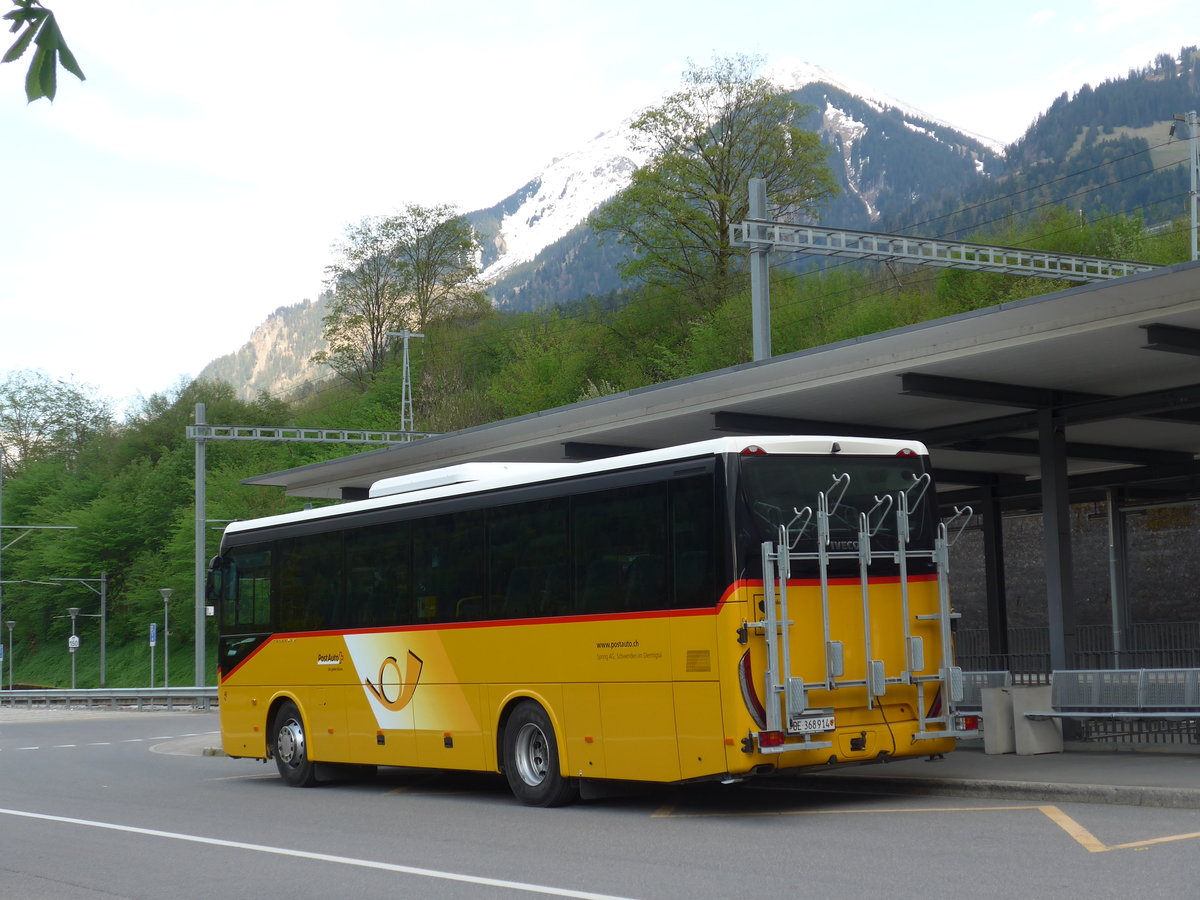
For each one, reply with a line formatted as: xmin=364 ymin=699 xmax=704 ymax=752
xmin=654 ymin=801 xmax=1200 ymax=853
xmin=0 ymin=806 xmax=638 ymax=899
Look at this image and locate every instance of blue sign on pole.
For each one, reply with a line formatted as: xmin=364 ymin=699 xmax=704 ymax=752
xmin=150 ymin=622 xmax=157 ymax=648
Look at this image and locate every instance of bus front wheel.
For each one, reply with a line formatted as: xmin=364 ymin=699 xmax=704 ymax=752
xmin=502 ymin=701 xmax=578 ymax=807
xmin=271 ymin=700 xmax=318 ymax=787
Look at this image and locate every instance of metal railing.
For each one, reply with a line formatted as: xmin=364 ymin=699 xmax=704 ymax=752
xmin=0 ymin=687 xmax=217 ymax=710
xmin=956 ymin=622 xmax=1200 ymax=675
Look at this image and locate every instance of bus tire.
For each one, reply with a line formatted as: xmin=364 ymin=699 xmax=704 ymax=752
xmin=271 ymin=700 xmax=318 ymax=787
xmin=502 ymin=700 xmax=578 ymax=807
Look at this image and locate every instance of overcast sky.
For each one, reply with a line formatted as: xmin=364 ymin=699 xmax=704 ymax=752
xmin=2 ymin=0 xmax=1198 ymax=414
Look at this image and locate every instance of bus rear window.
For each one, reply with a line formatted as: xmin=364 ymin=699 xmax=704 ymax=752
xmin=737 ymin=454 xmax=936 ymax=567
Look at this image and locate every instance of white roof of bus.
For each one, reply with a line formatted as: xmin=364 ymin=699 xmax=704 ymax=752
xmin=222 ymin=434 xmax=928 ymax=538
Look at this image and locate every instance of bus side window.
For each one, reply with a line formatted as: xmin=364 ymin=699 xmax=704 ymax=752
xmin=416 ymin=511 xmax=484 ymax=623
xmin=488 ymin=499 xmax=568 ymax=620
xmin=345 ymin=521 xmax=411 ymax=628
xmin=625 ymin=554 xmax=665 ymax=611
xmin=574 ymin=482 xmax=668 ymax=614
xmin=277 ymin=534 xmax=342 ymax=631
xmin=671 ymin=474 xmax=717 ymax=608
xmin=223 ymin=546 xmax=272 ymax=630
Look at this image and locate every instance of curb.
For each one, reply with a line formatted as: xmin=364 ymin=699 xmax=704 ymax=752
xmin=783 ymin=773 xmax=1200 ymax=809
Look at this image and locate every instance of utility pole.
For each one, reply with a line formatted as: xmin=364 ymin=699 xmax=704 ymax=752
xmin=747 ymin=178 xmax=772 ymax=361
xmin=194 ymin=403 xmax=206 ymax=687
xmin=1171 ymin=111 xmax=1199 ymax=261
xmin=387 ymin=330 xmax=425 ymax=438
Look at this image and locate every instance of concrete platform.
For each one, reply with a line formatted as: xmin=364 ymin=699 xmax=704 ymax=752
xmin=784 ymin=740 xmax=1200 ymax=808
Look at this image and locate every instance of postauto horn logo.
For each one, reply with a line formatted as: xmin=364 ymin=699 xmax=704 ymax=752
xmin=364 ymin=651 xmax=424 ymax=712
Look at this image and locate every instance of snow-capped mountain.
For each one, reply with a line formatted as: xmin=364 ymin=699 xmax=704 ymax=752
xmin=474 ymin=126 xmax=649 ymax=286
xmin=201 ymin=62 xmax=1014 ymax=394
xmin=472 ymin=58 xmax=1005 ymax=308
xmin=764 ymin=59 xmax=1005 ymax=154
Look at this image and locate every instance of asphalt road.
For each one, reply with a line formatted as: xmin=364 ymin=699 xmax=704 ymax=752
xmin=1 ymin=709 xmax=1198 ymax=899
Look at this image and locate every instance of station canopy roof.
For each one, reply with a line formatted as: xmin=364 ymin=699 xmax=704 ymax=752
xmin=245 ymin=261 xmax=1200 ymax=509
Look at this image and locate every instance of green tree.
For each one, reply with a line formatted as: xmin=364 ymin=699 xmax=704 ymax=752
xmin=313 ymin=216 xmax=409 ymax=390
xmin=389 ymin=203 xmax=488 ymax=332
xmin=314 ymin=206 xmax=486 ymax=390
xmin=591 ymin=54 xmax=838 ymax=308
xmin=3 ymin=1 xmax=83 ymax=101
xmin=0 ymin=369 xmax=113 ymax=472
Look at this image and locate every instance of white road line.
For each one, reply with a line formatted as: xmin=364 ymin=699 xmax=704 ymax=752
xmin=0 ymin=806 xmax=638 ymax=900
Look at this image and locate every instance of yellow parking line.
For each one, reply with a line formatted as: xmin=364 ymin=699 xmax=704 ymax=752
xmin=654 ymin=801 xmax=1200 ymax=855
xmin=653 ymin=803 xmax=1037 ymax=819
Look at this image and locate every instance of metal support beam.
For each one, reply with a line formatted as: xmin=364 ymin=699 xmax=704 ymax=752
xmin=900 ymin=372 xmax=1099 ymax=409
xmin=712 ymin=410 xmax=901 ymax=438
xmin=187 ymin=418 xmax=439 ymax=685
xmin=1142 ymin=322 xmax=1200 ymax=357
xmin=1039 ymin=408 xmax=1077 ymax=670
xmin=748 ymin=178 xmax=772 ymax=360
xmin=731 ymin=220 xmax=1160 ymax=282
xmin=979 ymin=489 xmax=1009 ymax=659
xmin=186 ymin=425 xmax=431 ymax=444
xmin=1106 ymin=487 xmax=1131 ymax=668
xmin=561 ymin=442 xmax=649 ymax=460
xmin=947 ymin=436 xmax=1194 ymax=467
xmin=193 ymin=404 xmax=207 ymax=688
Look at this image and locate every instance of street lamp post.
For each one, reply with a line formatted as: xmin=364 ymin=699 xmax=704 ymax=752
xmin=160 ymin=588 xmax=172 ymax=688
xmin=5 ymin=620 xmax=13 ymax=690
xmin=48 ymin=574 xmax=107 ymax=687
xmin=67 ymin=607 xmax=80 ymax=689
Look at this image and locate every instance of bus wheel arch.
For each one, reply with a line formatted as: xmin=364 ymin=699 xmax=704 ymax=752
xmin=268 ymin=697 xmax=318 ymax=787
xmin=499 ymin=698 xmax=578 ymax=807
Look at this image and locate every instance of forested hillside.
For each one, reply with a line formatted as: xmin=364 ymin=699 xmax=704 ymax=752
xmin=1 ymin=207 xmax=1190 ymax=689
xmin=915 ymin=47 xmax=1200 ymax=239
xmin=3 ymin=48 xmax=1198 ymax=688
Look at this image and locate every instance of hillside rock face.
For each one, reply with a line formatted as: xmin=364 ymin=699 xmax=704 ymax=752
xmin=198 ymin=298 xmax=331 ymax=401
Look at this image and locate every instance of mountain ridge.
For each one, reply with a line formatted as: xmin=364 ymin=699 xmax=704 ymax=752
xmin=199 ymin=51 xmax=1196 ymax=400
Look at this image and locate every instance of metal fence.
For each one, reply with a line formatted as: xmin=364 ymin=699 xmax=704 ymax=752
xmin=956 ymin=622 xmax=1200 ymax=676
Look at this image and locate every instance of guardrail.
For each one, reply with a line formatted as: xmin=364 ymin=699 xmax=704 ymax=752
xmin=0 ymin=687 xmax=218 ymax=711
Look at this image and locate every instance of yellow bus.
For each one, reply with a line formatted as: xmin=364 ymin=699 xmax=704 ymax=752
xmin=210 ymin=435 xmax=977 ymax=805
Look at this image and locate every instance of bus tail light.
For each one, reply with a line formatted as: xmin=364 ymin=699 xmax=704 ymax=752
xmin=738 ymin=650 xmax=767 ymax=729
xmin=896 ymin=447 xmax=918 ymax=457
xmin=740 ymin=445 xmax=767 ymax=456
xmin=758 ymin=731 xmax=786 ymax=748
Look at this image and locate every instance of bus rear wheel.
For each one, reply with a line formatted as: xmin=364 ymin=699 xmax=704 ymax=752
xmin=271 ymin=700 xmax=318 ymax=787
xmin=502 ymin=701 xmax=578 ymax=807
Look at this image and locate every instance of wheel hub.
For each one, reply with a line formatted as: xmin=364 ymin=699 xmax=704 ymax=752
xmin=514 ymin=722 xmax=548 ymax=786
xmin=277 ymin=719 xmax=304 ymax=766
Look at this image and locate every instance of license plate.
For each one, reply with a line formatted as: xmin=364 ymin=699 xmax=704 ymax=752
xmin=788 ymin=714 xmax=835 ymax=735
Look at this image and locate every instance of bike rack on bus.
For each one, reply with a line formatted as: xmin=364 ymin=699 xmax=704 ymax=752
xmin=746 ymin=472 xmax=974 ymax=753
